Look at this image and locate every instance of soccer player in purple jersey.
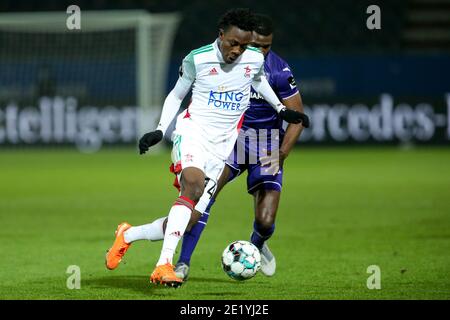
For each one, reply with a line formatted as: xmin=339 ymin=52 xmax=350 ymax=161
xmin=174 ymin=13 xmax=309 ymax=280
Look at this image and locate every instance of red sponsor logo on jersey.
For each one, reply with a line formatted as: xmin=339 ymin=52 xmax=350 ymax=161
xmin=209 ymin=67 xmax=218 ymax=75
xmin=170 ymin=231 xmax=181 ymax=237
xmin=244 ymin=65 xmax=251 ymax=77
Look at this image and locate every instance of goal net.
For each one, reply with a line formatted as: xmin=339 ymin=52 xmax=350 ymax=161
xmin=0 ymin=10 xmax=180 ymax=151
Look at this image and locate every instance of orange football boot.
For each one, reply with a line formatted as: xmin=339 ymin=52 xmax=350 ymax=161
xmin=105 ymin=222 xmax=132 ymax=270
xmin=150 ymin=263 xmax=183 ymax=288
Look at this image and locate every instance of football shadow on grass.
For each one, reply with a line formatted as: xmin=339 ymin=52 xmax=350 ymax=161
xmin=83 ymin=275 xmax=240 ymax=296
xmin=186 ymin=277 xmax=249 ymax=298
xmin=187 ymin=277 xmax=233 ymax=284
xmin=83 ymin=275 xmax=170 ymax=295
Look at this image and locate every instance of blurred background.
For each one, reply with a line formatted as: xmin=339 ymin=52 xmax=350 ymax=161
xmin=0 ymin=0 xmax=449 ymax=151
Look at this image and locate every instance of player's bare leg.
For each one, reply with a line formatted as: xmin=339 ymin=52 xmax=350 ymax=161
xmin=150 ymin=167 xmax=205 ymax=287
xmin=252 ymin=189 xmax=280 ymax=276
xmin=175 ymin=165 xmax=231 ymax=280
xmin=106 ymin=172 xmax=204 ymax=276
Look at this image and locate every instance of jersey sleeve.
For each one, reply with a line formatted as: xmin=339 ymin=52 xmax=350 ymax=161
xmin=177 ymin=52 xmax=196 ymax=89
xmin=253 ymin=58 xmax=266 ymax=81
xmin=155 ymin=53 xmax=196 ymax=135
xmin=275 ymin=66 xmax=299 ymax=100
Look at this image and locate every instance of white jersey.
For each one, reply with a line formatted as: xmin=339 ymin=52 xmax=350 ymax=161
xmin=174 ymin=39 xmax=265 ymax=160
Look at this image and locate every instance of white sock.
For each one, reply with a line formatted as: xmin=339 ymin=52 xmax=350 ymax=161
xmin=157 ymin=202 xmax=192 ymax=266
xmin=123 ymin=217 xmax=166 ymax=243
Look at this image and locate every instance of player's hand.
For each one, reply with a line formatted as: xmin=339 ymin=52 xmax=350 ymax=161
xmin=259 ymin=149 xmax=284 ymax=176
xmin=138 ymin=130 xmax=163 ymax=154
xmin=279 ymin=108 xmax=310 ymax=127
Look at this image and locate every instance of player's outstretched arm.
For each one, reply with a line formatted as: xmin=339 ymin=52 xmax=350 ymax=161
xmin=138 ymin=84 xmax=188 ymax=154
xmin=139 ymin=55 xmax=194 ymax=154
xmin=252 ymin=75 xmax=309 ymax=126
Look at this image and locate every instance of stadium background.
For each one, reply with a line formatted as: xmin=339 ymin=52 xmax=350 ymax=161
xmin=0 ymin=0 xmax=449 ymax=300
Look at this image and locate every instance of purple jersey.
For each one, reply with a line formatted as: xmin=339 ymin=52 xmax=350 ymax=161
xmin=226 ymin=51 xmax=299 ymax=194
xmin=242 ymin=50 xmax=299 ymax=131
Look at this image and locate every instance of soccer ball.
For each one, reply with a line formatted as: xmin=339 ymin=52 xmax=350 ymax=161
xmin=221 ymin=240 xmax=261 ymax=281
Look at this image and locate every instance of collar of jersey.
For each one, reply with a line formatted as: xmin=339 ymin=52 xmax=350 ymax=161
xmin=213 ymin=38 xmax=226 ymax=64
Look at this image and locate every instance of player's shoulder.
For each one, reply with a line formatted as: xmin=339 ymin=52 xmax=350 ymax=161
xmin=189 ymin=42 xmax=218 ymax=65
xmin=190 ymin=43 xmax=214 ymax=56
xmin=242 ymin=46 xmax=264 ymax=64
xmin=266 ymin=50 xmax=292 ymax=73
xmin=246 ymin=45 xmax=263 ymax=56
xmin=186 ymin=42 xmax=216 ymax=64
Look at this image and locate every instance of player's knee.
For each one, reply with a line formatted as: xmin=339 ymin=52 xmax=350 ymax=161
xmin=181 ymin=173 xmax=204 ymax=202
xmin=191 ymin=185 xmax=204 ymax=202
xmin=182 ymin=182 xmax=204 ymax=202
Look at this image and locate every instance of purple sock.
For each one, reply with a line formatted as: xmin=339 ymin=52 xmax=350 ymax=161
xmin=251 ymin=221 xmax=275 ymax=249
xmin=178 ymin=198 xmax=215 ymax=266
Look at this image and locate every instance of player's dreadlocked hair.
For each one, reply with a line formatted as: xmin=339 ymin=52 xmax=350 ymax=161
xmin=218 ymin=8 xmax=255 ymax=32
xmin=253 ymin=13 xmax=274 ymax=36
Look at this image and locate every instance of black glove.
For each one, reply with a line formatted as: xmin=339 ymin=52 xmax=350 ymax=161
xmin=279 ymin=108 xmax=310 ymax=127
xmin=139 ymin=130 xmax=163 ymax=154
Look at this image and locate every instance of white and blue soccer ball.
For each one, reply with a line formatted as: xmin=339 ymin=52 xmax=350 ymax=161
xmin=221 ymin=240 xmax=261 ymax=281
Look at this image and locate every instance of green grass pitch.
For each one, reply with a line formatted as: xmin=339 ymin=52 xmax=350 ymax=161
xmin=0 ymin=147 xmax=449 ymax=300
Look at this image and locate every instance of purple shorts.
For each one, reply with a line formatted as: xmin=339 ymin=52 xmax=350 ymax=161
xmin=226 ymin=127 xmax=284 ymax=194
xmin=226 ymin=158 xmax=283 ymax=194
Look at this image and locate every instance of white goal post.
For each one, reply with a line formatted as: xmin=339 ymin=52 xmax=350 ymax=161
xmin=0 ymin=10 xmax=180 ymax=150
xmin=0 ymin=10 xmax=180 ymax=110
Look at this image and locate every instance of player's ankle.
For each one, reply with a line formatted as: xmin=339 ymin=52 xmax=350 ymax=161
xmin=177 ymin=260 xmax=190 ymax=266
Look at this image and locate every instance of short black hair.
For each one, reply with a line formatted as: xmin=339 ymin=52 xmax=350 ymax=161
xmin=218 ymin=8 xmax=255 ymax=32
xmin=253 ymin=13 xmax=274 ymax=36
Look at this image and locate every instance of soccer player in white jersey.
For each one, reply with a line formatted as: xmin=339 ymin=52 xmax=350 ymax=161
xmin=174 ymin=14 xmax=309 ymax=281
xmin=105 ymin=8 xmax=308 ymax=288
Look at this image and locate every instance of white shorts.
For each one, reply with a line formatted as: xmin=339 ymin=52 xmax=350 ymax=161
xmin=170 ymin=119 xmax=225 ymax=214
